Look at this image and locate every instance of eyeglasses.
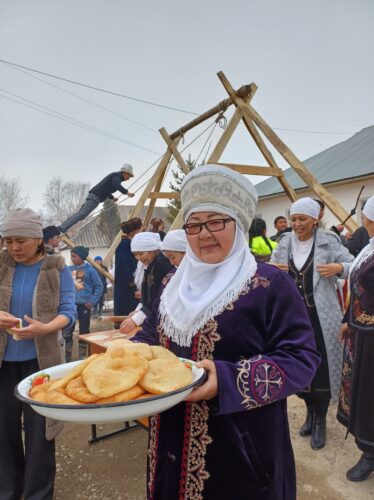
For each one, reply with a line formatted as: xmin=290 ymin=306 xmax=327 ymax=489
xmin=183 ymin=218 xmax=234 ymax=235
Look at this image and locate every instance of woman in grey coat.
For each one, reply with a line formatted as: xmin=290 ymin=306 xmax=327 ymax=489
xmin=271 ymin=197 xmax=353 ymax=450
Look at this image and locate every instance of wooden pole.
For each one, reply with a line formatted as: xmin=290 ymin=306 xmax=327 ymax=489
xmin=217 ymin=71 xmax=298 ymax=202
xmin=159 ymin=128 xmax=191 ymax=175
xmin=242 ymin=101 xmax=359 ymax=232
xmin=102 ymin=138 xmax=180 ymax=267
xmin=169 ymin=83 xmax=257 ymax=141
xmin=207 ymin=107 xmax=244 ymax=163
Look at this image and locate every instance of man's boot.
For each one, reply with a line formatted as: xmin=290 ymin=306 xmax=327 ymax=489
xmin=299 ymin=403 xmax=314 ymax=437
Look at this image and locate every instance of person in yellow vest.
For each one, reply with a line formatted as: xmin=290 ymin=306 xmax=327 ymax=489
xmin=248 ymin=217 xmax=278 ymax=262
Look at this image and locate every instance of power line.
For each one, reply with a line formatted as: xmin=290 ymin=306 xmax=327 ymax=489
xmin=0 ymin=58 xmax=199 ymax=116
xmin=3 ymin=61 xmax=157 ymax=133
xmin=0 ymin=58 xmax=356 ymax=136
xmin=64 ymin=118 xmax=219 ymax=232
xmin=272 ymin=126 xmax=354 ymax=135
xmin=0 ymin=89 xmax=161 ymax=155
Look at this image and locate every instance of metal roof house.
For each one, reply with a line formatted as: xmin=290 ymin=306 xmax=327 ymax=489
xmin=60 ymin=205 xmax=171 ymax=265
xmin=255 ymin=125 xmax=374 ymax=232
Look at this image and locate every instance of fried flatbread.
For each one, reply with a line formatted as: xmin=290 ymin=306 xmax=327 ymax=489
xmin=65 ymin=376 xmax=98 ymax=404
xmin=95 ymin=385 xmax=145 ymax=404
xmin=49 ymin=354 xmax=101 ymax=390
xmin=106 ymin=341 xmax=153 ymax=361
xmin=29 ymin=379 xmax=60 ymax=401
xmin=139 ymin=358 xmax=193 ymax=395
xmin=135 ymin=392 xmax=156 ymax=400
xmin=82 ymin=347 xmax=149 ymax=398
xmin=43 ymin=389 xmax=81 ymax=405
xmin=150 ymin=346 xmax=179 ymax=361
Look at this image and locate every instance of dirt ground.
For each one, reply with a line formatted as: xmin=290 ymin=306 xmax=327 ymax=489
xmin=53 ymin=325 xmax=374 ymax=500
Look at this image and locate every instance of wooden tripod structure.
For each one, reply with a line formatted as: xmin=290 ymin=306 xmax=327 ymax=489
xmin=102 ymin=71 xmax=358 ymax=267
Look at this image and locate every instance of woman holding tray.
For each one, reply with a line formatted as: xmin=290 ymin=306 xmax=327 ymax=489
xmin=0 ymin=208 xmax=76 ymax=500
xmin=132 ymin=164 xmax=320 ymax=500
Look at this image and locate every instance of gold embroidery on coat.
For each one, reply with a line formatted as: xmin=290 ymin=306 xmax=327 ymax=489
xmin=147 ymin=414 xmax=160 ymax=497
xmin=183 ymin=320 xmax=220 ymax=499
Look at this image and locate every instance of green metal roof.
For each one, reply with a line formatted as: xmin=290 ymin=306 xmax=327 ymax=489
xmin=255 ymin=125 xmax=374 ymax=198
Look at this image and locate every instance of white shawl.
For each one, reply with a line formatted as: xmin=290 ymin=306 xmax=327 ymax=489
xmin=159 ymin=227 xmax=257 ymax=347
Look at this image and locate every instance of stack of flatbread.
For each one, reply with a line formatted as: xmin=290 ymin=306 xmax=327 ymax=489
xmin=29 ymin=341 xmax=193 ymax=405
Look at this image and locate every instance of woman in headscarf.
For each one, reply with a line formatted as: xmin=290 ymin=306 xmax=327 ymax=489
xmin=337 ymin=195 xmax=374 ymax=482
xmin=130 ymin=165 xmax=320 ymax=500
xmin=160 ymin=229 xmax=187 ymax=267
xmin=119 ymin=232 xmax=173 ymax=333
xmin=0 ymin=208 xmax=76 ymax=500
xmin=149 ymin=217 xmax=166 ymax=240
xmin=271 ymin=197 xmax=354 ymax=450
xmin=114 ymin=218 xmax=142 ymax=324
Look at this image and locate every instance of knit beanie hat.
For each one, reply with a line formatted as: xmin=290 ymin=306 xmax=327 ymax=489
xmin=71 ymin=246 xmax=89 ymax=260
xmin=181 ymin=164 xmax=258 ymax=233
xmin=120 ymin=163 xmax=134 ymax=177
xmin=42 ymin=225 xmax=61 ymax=243
xmin=94 ymin=255 xmax=103 ymax=262
xmin=0 ymin=208 xmax=43 ymax=238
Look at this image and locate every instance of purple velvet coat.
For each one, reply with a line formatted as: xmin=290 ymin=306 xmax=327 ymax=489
xmin=133 ymin=263 xmax=320 ymax=500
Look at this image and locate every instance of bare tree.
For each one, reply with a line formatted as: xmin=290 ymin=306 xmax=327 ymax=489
xmin=0 ymin=175 xmax=28 ymax=222
xmin=43 ymin=177 xmax=90 ymax=225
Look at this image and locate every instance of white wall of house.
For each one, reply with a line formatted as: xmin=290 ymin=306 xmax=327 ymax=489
xmin=257 ymin=177 xmax=374 ymax=236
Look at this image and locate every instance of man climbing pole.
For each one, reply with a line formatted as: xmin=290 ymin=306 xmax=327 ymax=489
xmin=58 ymin=163 xmax=135 ymax=234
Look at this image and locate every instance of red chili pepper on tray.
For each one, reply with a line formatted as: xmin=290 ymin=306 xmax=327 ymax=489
xmin=30 ymin=373 xmax=50 ymax=388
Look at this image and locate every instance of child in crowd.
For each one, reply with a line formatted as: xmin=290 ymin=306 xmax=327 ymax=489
xmin=63 ymin=246 xmax=103 ymax=359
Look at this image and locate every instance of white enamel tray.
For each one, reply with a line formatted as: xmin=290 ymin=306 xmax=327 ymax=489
xmin=15 ymin=358 xmax=205 ymax=424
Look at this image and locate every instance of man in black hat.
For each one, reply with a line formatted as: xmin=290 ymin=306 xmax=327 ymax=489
xmin=42 ymin=225 xmax=61 ymax=255
xmin=58 ymin=164 xmax=136 ymax=234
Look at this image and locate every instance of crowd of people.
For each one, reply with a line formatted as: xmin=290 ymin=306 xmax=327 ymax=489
xmin=0 ymin=162 xmax=373 ymax=499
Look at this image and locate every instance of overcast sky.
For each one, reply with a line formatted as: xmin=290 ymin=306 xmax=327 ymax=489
xmin=0 ymin=0 xmax=373 ymax=214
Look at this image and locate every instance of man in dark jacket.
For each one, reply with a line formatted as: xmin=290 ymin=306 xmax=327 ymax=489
xmin=342 ymin=225 xmax=370 ymax=257
xmin=59 ymin=164 xmax=135 ymax=233
xmin=42 ymin=225 xmax=61 ymax=254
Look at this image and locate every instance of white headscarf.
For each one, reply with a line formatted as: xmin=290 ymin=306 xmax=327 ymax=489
xmin=290 ymin=197 xmax=320 ymax=220
xmin=159 ymin=164 xmax=258 ymax=347
xmin=159 ymin=226 xmax=257 ymax=346
xmin=161 ymin=230 xmax=187 ymax=253
xmin=349 ymin=195 xmax=374 ymax=276
xmin=131 ymin=232 xmax=161 ymax=252
xmin=363 ymin=195 xmax=374 ymax=222
xmin=133 ymin=260 xmax=145 ymax=289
